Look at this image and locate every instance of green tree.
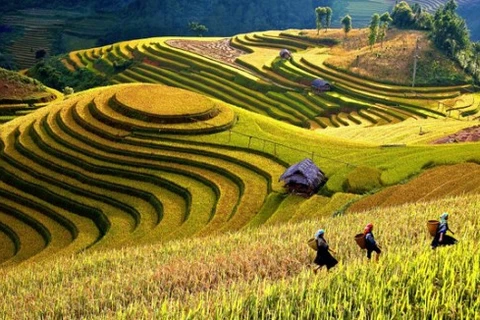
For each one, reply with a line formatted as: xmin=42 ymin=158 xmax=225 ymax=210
xmin=444 ymin=0 xmax=458 ymax=12
xmin=415 ymin=10 xmax=434 ymax=30
xmin=325 ymin=7 xmax=333 ymax=31
xmin=471 ymin=41 xmax=480 ymax=81
xmin=188 ymin=21 xmax=208 ymax=37
xmin=340 ymin=14 xmax=352 ymax=38
xmin=431 ymin=0 xmax=469 ymax=57
xmin=368 ymin=13 xmax=380 ymax=49
xmin=378 ymin=12 xmax=393 ymax=48
xmin=315 ymin=7 xmax=326 ymax=35
xmin=391 ymin=1 xmax=414 ymax=29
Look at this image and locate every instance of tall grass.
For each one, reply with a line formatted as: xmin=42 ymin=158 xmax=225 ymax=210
xmin=1 ymin=194 xmax=479 ymax=318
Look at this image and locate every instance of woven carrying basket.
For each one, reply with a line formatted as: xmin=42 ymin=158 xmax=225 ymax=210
xmin=307 ymin=238 xmax=318 ymax=251
xmin=427 ymin=220 xmax=440 ymax=237
xmin=354 ymin=233 xmax=366 ymax=249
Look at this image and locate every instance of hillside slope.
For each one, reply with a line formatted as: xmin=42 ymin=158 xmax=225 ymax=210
xmin=1 ymin=193 xmax=478 ymax=318
xmin=26 ymin=29 xmax=477 ymax=135
xmin=1 ymin=0 xmax=479 ymax=69
xmin=0 ymin=68 xmax=61 ymax=123
xmin=0 ymin=82 xmax=479 ymax=267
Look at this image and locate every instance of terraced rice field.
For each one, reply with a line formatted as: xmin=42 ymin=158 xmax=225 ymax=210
xmin=347 ymin=162 xmax=480 ymax=213
xmin=408 ymin=0 xmax=476 ymax=13
xmin=0 ymin=8 xmax=117 ymax=68
xmin=1 ymin=193 xmax=479 ymax=318
xmin=318 ymin=117 xmax=480 ymax=145
xmin=62 ymin=31 xmax=477 ymax=132
xmin=0 ymin=9 xmax=67 ymax=68
xmin=2 ymin=81 xmax=479 ymax=267
xmin=2 ymin=29 xmax=480 ymax=269
xmin=0 ymin=83 xmax=294 ymax=266
xmin=341 ymin=0 xmax=395 ymax=27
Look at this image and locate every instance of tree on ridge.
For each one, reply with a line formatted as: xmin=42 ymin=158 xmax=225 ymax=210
xmin=341 ymin=14 xmax=352 ymax=39
xmin=378 ymin=12 xmax=393 ymax=48
xmin=368 ymin=13 xmax=380 ymax=49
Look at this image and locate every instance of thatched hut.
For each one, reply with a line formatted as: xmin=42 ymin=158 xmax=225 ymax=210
xmin=279 ymin=48 xmax=292 ymax=59
xmin=279 ymin=158 xmax=327 ymax=197
xmin=311 ymin=78 xmax=331 ymax=93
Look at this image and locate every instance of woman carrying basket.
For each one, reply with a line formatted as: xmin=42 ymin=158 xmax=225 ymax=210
xmin=431 ymin=212 xmax=457 ymax=249
xmin=313 ymin=229 xmax=338 ymax=273
xmin=364 ymin=223 xmax=381 ymax=261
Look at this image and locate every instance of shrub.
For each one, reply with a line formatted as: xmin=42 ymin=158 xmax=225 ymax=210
xmin=63 ymin=86 xmax=74 ymax=95
xmin=343 ymin=166 xmax=382 ymax=194
xmin=27 ymin=56 xmax=108 ymax=92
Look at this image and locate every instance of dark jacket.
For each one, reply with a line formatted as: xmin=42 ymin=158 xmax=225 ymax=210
xmin=365 ymin=232 xmax=377 ymax=248
xmin=314 ymin=237 xmax=338 ymax=269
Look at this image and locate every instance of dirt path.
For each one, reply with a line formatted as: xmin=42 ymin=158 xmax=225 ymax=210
xmin=166 ymin=38 xmax=246 ymax=66
xmin=431 ymin=124 xmax=480 ymax=143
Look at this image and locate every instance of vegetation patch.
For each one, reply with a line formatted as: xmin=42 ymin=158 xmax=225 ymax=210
xmin=1 ymin=194 xmax=479 ymax=318
xmin=0 ymin=68 xmax=51 ymax=102
xmin=310 ymin=28 xmax=470 ymax=86
xmin=431 ymin=124 xmax=480 ymax=143
xmin=343 ymin=165 xmax=383 ymax=194
xmin=27 ymin=56 xmax=108 ymax=92
xmin=347 ymin=163 xmax=480 ymax=213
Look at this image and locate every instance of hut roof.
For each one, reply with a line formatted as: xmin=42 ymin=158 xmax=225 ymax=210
xmin=279 ymin=49 xmax=291 ymax=58
xmin=311 ymin=78 xmax=329 ymax=88
xmin=279 ymin=158 xmax=325 ymax=188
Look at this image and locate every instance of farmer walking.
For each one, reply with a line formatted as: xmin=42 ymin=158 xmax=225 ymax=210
xmin=364 ymin=223 xmax=381 ymax=261
xmin=431 ymin=212 xmax=457 ymax=249
xmin=313 ymin=229 xmax=338 ymax=273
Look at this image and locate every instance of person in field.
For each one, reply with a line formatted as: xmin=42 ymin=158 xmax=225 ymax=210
xmin=313 ymin=229 xmax=338 ymax=273
xmin=364 ymin=223 xmax=381 ymax=261
xmin=431 ymin=212 xmax=457 ymax=249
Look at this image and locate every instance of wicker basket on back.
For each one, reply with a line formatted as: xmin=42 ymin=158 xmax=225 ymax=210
xmin=427 ymin=220 xmax=440 ymax=237
xmin=307 ymin=238 xmax=318 ymax=251
xmin=354 ymin=233 xmax=366 ymax=249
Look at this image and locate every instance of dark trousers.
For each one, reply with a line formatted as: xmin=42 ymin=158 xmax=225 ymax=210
xmin=366 ymin=244 xmax=381 ymax=259
xmin=314 ymin=251 xmax=338 ymax=270
xmin=431 ymin=234 xmax=457 ymax=249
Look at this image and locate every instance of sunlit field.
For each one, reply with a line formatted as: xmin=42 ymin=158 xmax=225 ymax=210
xmin=1 ymin=19 xmax=480 ymax=319
xmin=1 ymin=194 xmax=478 ymax=318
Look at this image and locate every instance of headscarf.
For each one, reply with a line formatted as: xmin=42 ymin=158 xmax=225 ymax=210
xmin=364 ymin=222 xmax=373 ymax=235
xmin=314 ymin=229 xmax=325 ymax=239
xmin=440 ymin=212 xmax=448 ymax=224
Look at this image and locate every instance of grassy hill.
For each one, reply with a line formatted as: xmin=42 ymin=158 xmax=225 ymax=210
xmin=0 ymin=193 xmax=478 ymax=318
xmin=2 ymin=0 xmax=479 ymax=70
xmin=27 ymin=28 xmax=478 ymax=132
xmin=0 ymin=26 xmax=479 ymax=318
xmin=0 ymin=81 xmax=479 ymax=268
xmin=0 ymin=67 xmax=61 ymax=123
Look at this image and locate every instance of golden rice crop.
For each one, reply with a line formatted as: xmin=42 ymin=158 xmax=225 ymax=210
xmin=344 ymin=166 xmax=382 ymax=194
xmin=114 ymin=84 xmax=217 ymax=116
xmin=60 ymin=58 xmax=76 ymax=72
xmin=348 ymin=163 xmax=480 ymax=213
xmin=319 ymin=118 xmax=480 ymax=145
xmin=1 ymin=194 xmax=478 ymax=318
xmin=347 ymin=185 xmax=400 ymax=213
xmin=67 ymin=51 xmax=86 ymax=68
xmin=236 ymin=45 xmax=282 ymax=69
